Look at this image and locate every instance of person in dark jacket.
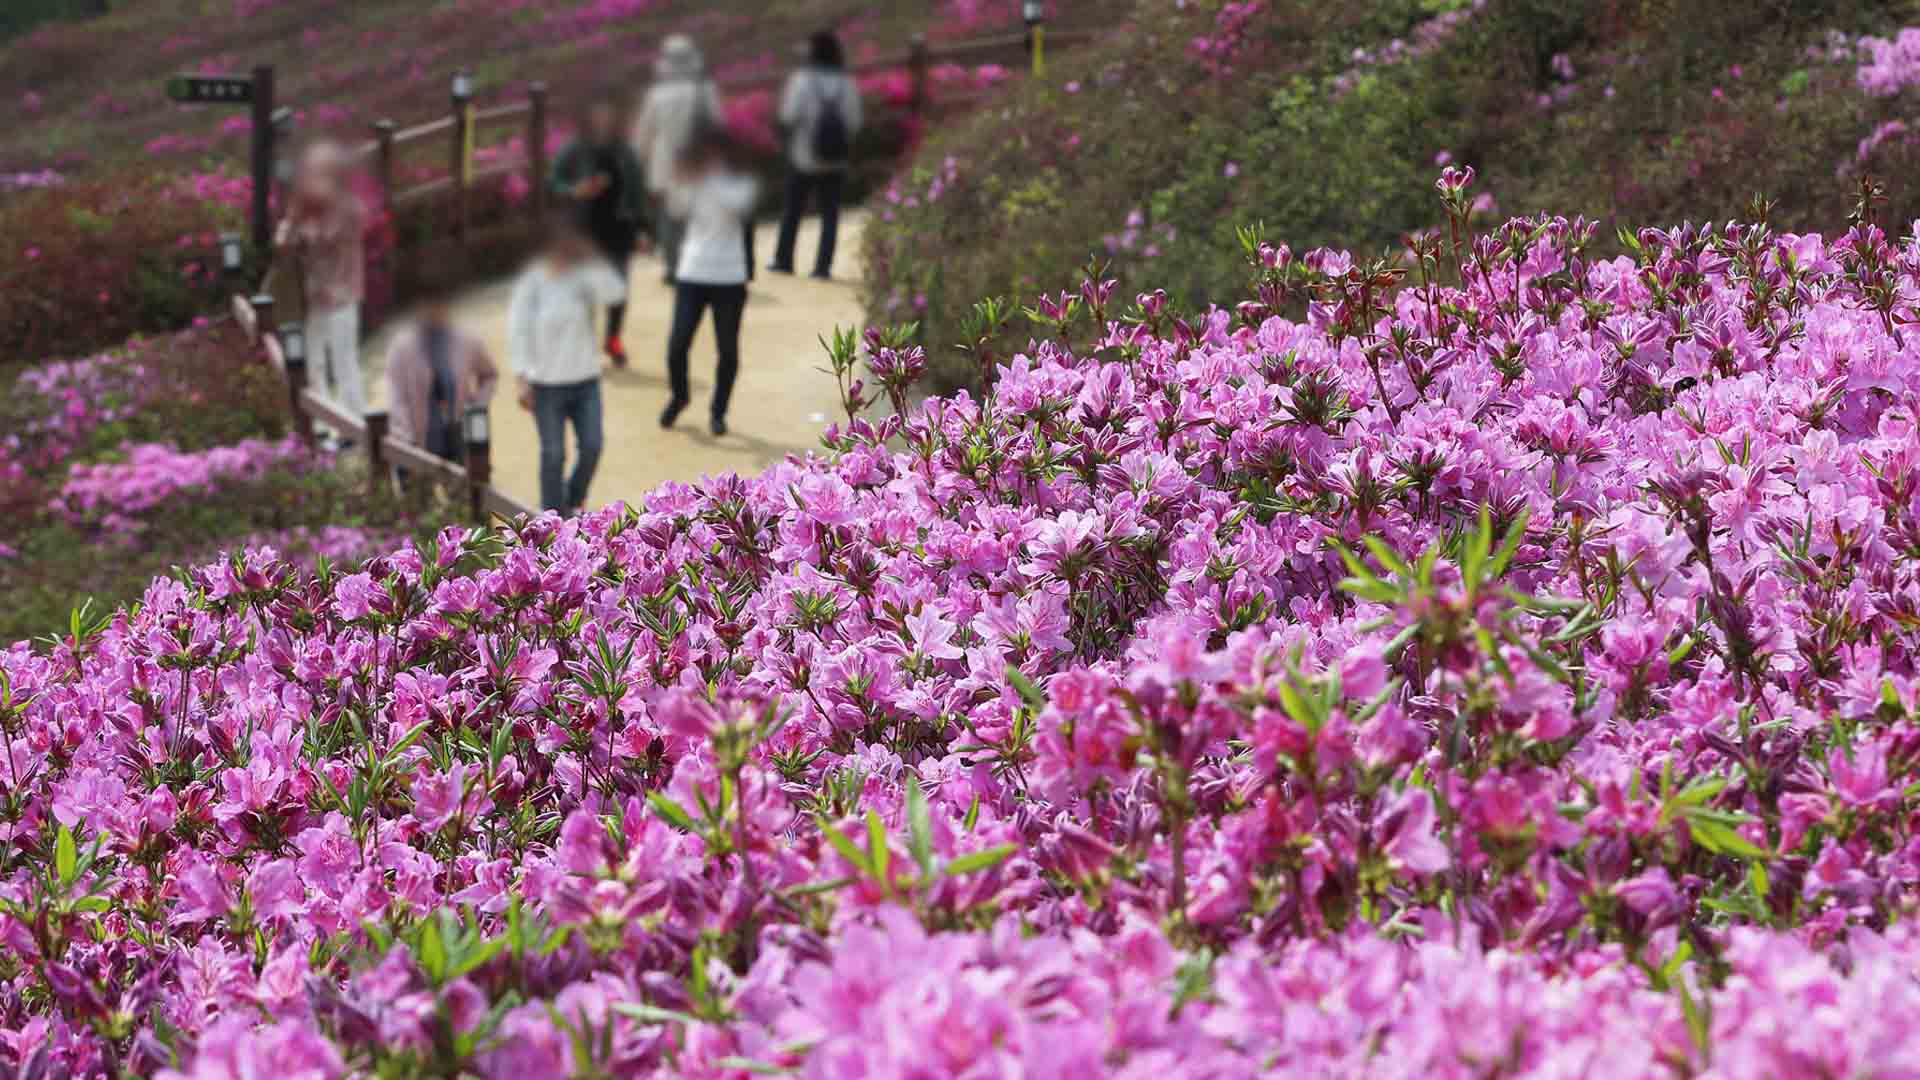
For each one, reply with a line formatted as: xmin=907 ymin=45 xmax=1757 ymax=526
xmin=551 ymin=95 xmax=646 ymax=367
xmin=770 ymin=30 xmax=863 ymax=280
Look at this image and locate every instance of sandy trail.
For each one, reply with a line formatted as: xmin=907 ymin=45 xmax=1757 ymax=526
xmin=365 ymin=213 xmax=865 ymax=511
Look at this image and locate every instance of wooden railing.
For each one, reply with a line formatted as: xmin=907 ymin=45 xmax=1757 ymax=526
xmin=232 ymin=292 xmax=535 ymax=522
xmin=339 ymin=27 xmax=1093 ymax=236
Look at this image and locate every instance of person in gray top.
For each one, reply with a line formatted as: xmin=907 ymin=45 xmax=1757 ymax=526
xmin=633 ymin=35 xmax=724 ymax=285
xmin=769 ymin=30 xmax=863 ymax=281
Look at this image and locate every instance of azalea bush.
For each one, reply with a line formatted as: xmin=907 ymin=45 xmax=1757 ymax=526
xmin=0 ymin=318 xmax=457 ymax=644
xmin=868 ymin=0 xmax=1920 ymax=385
xmin=0 ymin=174 xmax=243 ymax=368
xmin=4 ymin=174 xmax=1920 ymax=1075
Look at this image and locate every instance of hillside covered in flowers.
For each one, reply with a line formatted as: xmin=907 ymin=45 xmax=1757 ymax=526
xmin=7 ymin=175 xmax=1920 ymax=1076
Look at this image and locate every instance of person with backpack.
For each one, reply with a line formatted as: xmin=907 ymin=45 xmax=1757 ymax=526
xmin=632 ymin=35 xmax=723 ymax=286
xmin=550 ymin=93 xmax=646 ymax=367
xmin=507 ymin=218 xmax=629 ymax=515
xmin=770 ymin=30 xmax=863 ymax=281
xmin=659 ymin=128 xmax=758 ymax=438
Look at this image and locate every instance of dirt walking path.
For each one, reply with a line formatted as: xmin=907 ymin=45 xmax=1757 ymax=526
xmin=365 ymin=213 xmax=866 ymax=512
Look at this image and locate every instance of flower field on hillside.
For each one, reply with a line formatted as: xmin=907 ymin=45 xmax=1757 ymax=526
xmin=7 ymin=177 xmax=1920 ymax=1076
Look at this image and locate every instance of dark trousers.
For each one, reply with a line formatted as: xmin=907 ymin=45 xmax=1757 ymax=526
xmin=532 ymin=378 xmax=604 ymax=512
xmin=772 ymin=169 xmax=845 ymax=277
xmin=653 ymin=196 xmax=683 ymax=284
xmin=665 ymin=283 xmax=747 ymax=420
xmin=593 ymin=234 xmax=634 ymax=342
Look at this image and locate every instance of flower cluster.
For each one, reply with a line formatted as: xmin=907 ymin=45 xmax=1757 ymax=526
xmin=1331 ymin=0 xmax=1487 ymax=96
xmin=9 ymin=179 xmax=1920 ymax=1075
xmin=52 ymin=435 xmax=316 ymax=536
xmin=0 ymin=169 xmax=64 ymax=192
xmin=1855 ymin=26 xmax=1920 ymax=97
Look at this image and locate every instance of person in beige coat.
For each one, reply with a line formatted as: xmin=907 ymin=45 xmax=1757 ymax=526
xmin=383 ymin=292 xmax=498 ymax=463
xmin=631 ymin=34 xmax=722 ymax=284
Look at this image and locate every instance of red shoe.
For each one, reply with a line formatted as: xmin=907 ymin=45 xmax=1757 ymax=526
xmin=606 ymin=337 xmax=628 ymax=368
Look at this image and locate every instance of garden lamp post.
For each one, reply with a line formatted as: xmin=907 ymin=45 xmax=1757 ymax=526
xmin=1024 ymin=1 xmax=1046 ymax=76
xmin=279 ymin=321 xmax=313 ymax=444
xmin=451 ymin=69 xmax=477 ymax=244
xmin=463 ymin=404 xmax=492 ymax=522
xmin=280 ymin=322 xmax=306 ymax=374
xmin=220 ymin=233 xmax=244 ymax=281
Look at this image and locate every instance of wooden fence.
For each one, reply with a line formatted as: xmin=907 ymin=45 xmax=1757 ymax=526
xmin=234 ymin=22 xmax=1093 ymax=523
xmin=232 ymin=292 xmax=534 ymax=522
xmin=342 ymin=27 xmax=1091 ymax=238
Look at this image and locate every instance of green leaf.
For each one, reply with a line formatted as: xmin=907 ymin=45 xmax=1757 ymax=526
xmin=450 ymin=934 xmax=507 ymax=979
xmin=817 ymin=816 xmax=873 ymax=877
xmin=1005 ymin=666 xmax=1047 ymax=711
xmin=55 ymin=826 xmax=77 ymax=887
xmin=905 ymin=778 xmax=934 ymax=877
xmin=417 ymin=915 xmax=448 ymax=982
xmin=711 ymin=1058 xmax=792 ymax=1076
xmin=866 ymin=809 xmax=891 ymax=885
xmin=647 ymin=792 xmax=698 ymax=833
xmin=943 ymin=844 xmax=1017 ymax=876
xmin=1686 ymin=814 xmax=1769 ymax=860
xmin=1488 ymin=509 xmax=1531 ymax=579
xmin=1361 ymin=535 xmax=1414 ymax=580
xmin=612 ymin=1002 xmax=703 ymax=1027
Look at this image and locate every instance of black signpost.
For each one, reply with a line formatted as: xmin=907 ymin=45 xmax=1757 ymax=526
xmin=166 ymin=65 xmax=277 ymax=252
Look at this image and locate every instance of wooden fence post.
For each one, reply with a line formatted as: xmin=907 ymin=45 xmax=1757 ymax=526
xmin=528 ymin=81 xmax=550 ymax=225
xmin=249 ymin=65 xmax=276 ymax=252
xmin=279 ymin=321 xmax=314 ymax=446
xmin=365 ymin=410 xmax=389 ymax=500
xmin=451 ymin=74 xmax=474 ymax=247
xmin=249 ymin=293 xmax=274 ymax=346
xmin=372 ymin=119 xmax=397 ymax=211
xmin=909 ymin=34 xmax=930 ymax=117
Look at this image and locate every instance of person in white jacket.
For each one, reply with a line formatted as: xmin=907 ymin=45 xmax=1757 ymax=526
xmin=507 ymin=220 xmax=629 ymax=514
xmin=770 ymin=30 xmax=863 ymax=280
xmin=631 ymin=34 xmax=723 ymax=285
xmin=659 ymin=129 xmax=758 ymax=438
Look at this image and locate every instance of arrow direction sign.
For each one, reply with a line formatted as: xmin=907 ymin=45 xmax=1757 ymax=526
xmin=166 ymin=75 xmax=256 ymax=105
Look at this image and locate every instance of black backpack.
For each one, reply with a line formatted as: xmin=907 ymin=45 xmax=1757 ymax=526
xmin=811 ymin=77 xmax=850 ymax=164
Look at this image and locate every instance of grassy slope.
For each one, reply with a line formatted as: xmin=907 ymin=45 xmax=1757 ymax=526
xmin=867 ymin=0 xmax=1920 ymax=381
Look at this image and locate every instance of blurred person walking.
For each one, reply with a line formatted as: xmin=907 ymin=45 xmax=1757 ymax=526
xmin=383 ymin=286 xmax=498 ymax=466
xmin=551 ymin=93 xmax=647 ymax=367
xmin=275 ymin=140 xmax=368 ymax=444
xmin=659 ymin=129 xmax=757 ymax=438
xmin=632 ymin=35 xmax=722 ymax=286
xmin=508 ymin=220 xmax=629 ymax=515
xmin=770 ymin=30 xmax=862 ymax=280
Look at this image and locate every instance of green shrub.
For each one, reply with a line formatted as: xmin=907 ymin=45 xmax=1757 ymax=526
xmin=0 ymin=172 xmax=239 ymax=370
xmin=868 ymin=0 xmax=1920 ymax=389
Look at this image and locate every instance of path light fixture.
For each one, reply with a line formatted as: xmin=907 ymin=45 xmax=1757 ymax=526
xmin=271 ymin=107 xmax=298 ymax=185
xmin=451 ymin=69 xmax=476 ymax=106
xmin=1024 ymin=2 xmax=1047 ymax=76
xmin=463 ymin=404 xmax=490 ymax=451
xmin=219 ymin=233 xmax=244 ymax=275
xmin=280 ymin=322 xmax=307 ymax=374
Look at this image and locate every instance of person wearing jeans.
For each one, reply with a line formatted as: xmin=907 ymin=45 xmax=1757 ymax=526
xmin=771 ymin=30 xmax=862 ymax=280
xmin=660 ymin=128 xmax=758 ymax=437
xmin=277 ymin=141 xmax=368 ymax=439
xmin=508 ymin=220 xmax=627 ymax=514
